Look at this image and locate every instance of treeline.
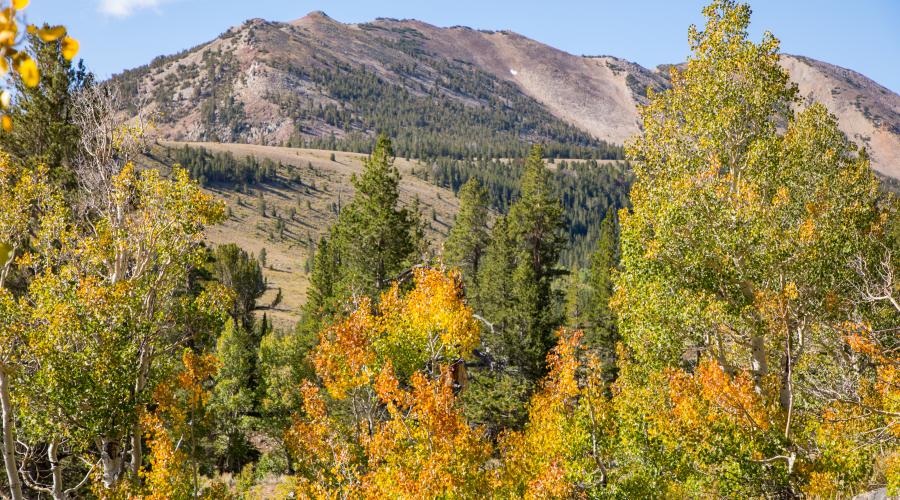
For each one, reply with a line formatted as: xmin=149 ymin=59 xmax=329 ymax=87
xmin=416 ymin=156 xmax=633 ymax=267
xmin=168 ymin=145 xmax=279 ymax=187
xmin=268 ymin=54 xmax=623 ymax=160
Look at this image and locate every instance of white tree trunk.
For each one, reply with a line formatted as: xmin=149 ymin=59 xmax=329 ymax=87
xmin=129 ymin=347 xmax=151 ymax=479
xmin=49 ymin=439 xmax=64 ymax=500
xmin=750 ymin=334 xmax=767 ymax=393
xmin=99 ymin=436 xmax=124 ymax=488
xmin=0 ymin=367 xmax=23 ymax=500
xmin=129 ymin=422 xmax=142 ymax=478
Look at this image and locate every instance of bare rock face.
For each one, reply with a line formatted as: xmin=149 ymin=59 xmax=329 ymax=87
xmin=111 ymin=12 xmax=900 ymax=179
xmin=781 ymin=55 xmax=900 ymax=179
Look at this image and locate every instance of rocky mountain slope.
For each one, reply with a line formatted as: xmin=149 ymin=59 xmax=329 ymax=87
xmin=113 ymin=11 xmax=900 ymax=178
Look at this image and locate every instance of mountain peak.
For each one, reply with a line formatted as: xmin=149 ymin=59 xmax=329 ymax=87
xmin=291 ymin=10 xmax=335 ymax=25
xmin=108 ymin=14 xmax=900 ymax=179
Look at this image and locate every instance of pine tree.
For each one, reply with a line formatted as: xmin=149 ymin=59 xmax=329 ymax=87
xmin=444 ymin=178 xmax=491 ymax=297
xmin=504 ymin=144 xmax=566 ymax=377
xmin=329 ymin=134 xmax=422 ymax=298
xmin=211 ymin=244 xmax=266 ymax=328
xmin=211 ymin=319 xmax=258 ymax=472
xmin=474 ymin=216 xmax=518 ymax=356
xmin=0 ymin=29 xmax=90 ymax=189
xmin=586 ymin=210 xmax=619 ymax=381
xmin=463 ymin=146 xmax=567 ymax=434
xmin=258 ymin=247 xmax=267 ymax=268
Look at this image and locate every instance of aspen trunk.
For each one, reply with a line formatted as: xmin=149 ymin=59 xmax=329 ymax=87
xmin=750 ymin=334 xmax=767 ymax=393
xmin=49 ymin=439 xmax=64 ymax=500
xmin=129 ymin=347 xmax=151 ymax=478
xmin=99 ymin=436 xmax=124 ymax=488
xmin=0 ymin=367 xmax=23 ymax=500
xmin=129 ymin=422 xmax=142 ymax=478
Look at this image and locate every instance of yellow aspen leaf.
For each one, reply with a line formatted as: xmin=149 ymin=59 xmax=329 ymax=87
xmin=0 ymin=57 xmax=7 ymax=75
xmin=61 ymin=36 xmax=78 ymax=60
xmin=36 ymin=25 xmax=65 ymax=42
xmin=0 ymin=242 xmax=11 ymax=264
xmin=18 ymin=56 xmax=38 ymax=87
xmin=0 ymin=90 xmax=9 ymax=109
xmin=0 ymin=29 xmax=15 ymax=45
xmin=12 ymin=0 xmax=28 ymax=9
xmin=1 ymin=115 xmax=11 ymax=132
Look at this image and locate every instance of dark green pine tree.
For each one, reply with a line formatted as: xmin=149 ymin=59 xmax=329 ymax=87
xmin=464 ymin=145 xmax=567 ymax=435
xmin=296 ymin=236 xmax=342 ymax=339
xmin=330 ymin=134 xmax=423 ymax=297
xmin=505 ymin=144 xmax=567 ymax=378
xmin=476 ymin=146 xmax=566 ymax=375
xmin=444 ymin=178 xmax=491 ymax=299
xmin=587 ymin=209 xmax=620 ymax=381
xmin=211 ymin=318 xmax=261 ymax=472
xmin=463 ymin=216 xmax=533 ymax=437
xmin=474 ymin=216 xmax=518 ymax=354
xmin=297 ymin=135 xmax=424 ymax=341
xmin=211 ymin=243 xmax=266 ymax=329
xmin=0 ymin=29 xmax=90 ymax=189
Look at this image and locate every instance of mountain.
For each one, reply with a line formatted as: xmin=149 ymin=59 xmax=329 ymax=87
xmin=112 ymin=11 xmax=900 ymax=178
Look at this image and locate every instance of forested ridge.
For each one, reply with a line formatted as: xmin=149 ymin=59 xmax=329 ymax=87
xmin=109 ymin=18 xmax=625 ymax=162
xmin=0 ymin=1 xmax=897 ymax=499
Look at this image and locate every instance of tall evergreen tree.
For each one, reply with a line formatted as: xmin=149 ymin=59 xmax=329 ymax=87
xmin=211 ymin=243 xmax=266 ymax=329
xmin=474 ymin=216 xmax=518 ymax=357
xmin=504 ymin=145 xmax=567 ymax=377
xmin=465 ymin=216 xmax=531 ymax=436
xmin=298 ymin=135 xmax=423 ymax=340
xmin=444 ymin=178 xmax=491 ymax=297
xmin=586 ymin=210 xmax=620 ymax=381
xmin=210 ymin=319 xmax=259 ymax=472
xmin=476 ymin=146 xmax=566 ymax=369
xmin=330 ymin=134 xmax=423 ymax=298
xmin=464 ymin=145 xmax=567 ymax=434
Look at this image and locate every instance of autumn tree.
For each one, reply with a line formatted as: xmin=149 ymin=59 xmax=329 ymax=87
xmin=99 ymin=350 xmax=221 ymax=499
xmin=613 ymin=0 xmax=891 ymax=495
xmin=0 ymin=159 xmax=67 ymax=500
xmin=288 ymin=268 xmax=489 ymax=497
xmin=495 ymin=329 xmax=611 ymax=498
xmin=14 ymin=164 xmax=227 ymax=492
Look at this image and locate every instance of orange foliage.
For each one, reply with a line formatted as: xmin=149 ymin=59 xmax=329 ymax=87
xmin=291 ymin=268 xmax=488 ymax=498
xmin=286 ymin=382 xmax=362 ymax=498
xmin=137 ymin=350 xmax=218 ymax=499
xmin=312 ymin=298 xmax=376 ymax=399
xmin=313 ymin=267 xmax=480 ymax=398
xmin=668 ymin=359 xmax=771 ymax=432
xmin=496 ymin=329 xmax=611 ymax=498
xmin=360 ymin=365 xmax=491 ymax=497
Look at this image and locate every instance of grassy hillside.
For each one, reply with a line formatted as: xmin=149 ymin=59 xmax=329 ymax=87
xmin=143 ymin=141 xmax=462 ymax=328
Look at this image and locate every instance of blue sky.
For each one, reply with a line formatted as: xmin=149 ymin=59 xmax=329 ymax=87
xmin=27 ymin=0 xmax=900 ymax=93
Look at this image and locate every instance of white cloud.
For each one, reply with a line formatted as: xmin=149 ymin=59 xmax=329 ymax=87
xmin=98 ymin=0 xmax=171 ymax=18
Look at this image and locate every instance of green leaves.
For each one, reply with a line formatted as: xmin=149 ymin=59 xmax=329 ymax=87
xmin=614 ymin=0 xmax=890 ymax=495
